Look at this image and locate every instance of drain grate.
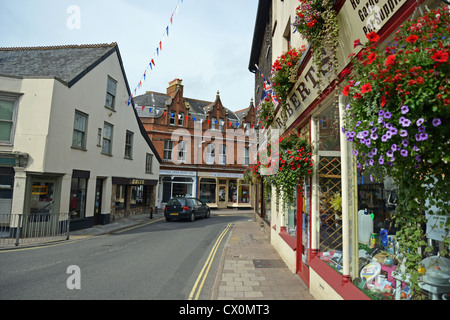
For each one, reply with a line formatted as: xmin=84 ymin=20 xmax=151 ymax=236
xmin=253 ymin=259 xmax=286 ymax=268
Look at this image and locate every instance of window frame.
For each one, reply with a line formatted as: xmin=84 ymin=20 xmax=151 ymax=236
xmin=101 ymin=122 xmax=114 ymax=155
xmin=219 ymin=144 xmax=227 ymax=165
xmin=105 ymin=76 xmax=117 ymax=111
xmin=125 ymin=130 xmax=134 ymax=159
xmin=72 ymin=110 xmax=88 ymax=150
xmin=169 ymin=112 xmax=176 ymax=126
xmin=146 ymin=153 xmax=153 ymax=174
xmin=0 ymin=93 xmax=20 ymax=145
xmin=164 ymin=140 xmax=174 ymax=162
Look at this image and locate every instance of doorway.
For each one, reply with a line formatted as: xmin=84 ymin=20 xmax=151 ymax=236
xmin=94 ymin=179 xmax=103 ymax=225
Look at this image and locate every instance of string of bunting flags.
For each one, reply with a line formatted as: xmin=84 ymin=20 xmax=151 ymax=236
xmin=127 ymin=0 xmax=184 ymax=107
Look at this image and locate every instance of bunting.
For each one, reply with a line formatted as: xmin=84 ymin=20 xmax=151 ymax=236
xmin=128 ymin=0 xmax=183 ymax=106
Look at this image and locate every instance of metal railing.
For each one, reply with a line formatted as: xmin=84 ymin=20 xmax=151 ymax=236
xmin=0 ymin=213 xmax=70 ymax=248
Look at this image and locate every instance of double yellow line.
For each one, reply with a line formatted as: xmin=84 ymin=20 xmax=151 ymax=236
xmin=188 ymin=223 xmax=233 ymax=300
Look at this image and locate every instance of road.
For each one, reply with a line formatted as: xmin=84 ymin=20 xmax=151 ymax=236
xmin=0 ymin=212 xmax=252 ymax=300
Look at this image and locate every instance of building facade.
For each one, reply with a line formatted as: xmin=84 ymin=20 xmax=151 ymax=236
xmin=135 ymin=79 xmax=256 ymax=210
xmin=0 ymin=43 xmax=161 ymax=232
xmin=250 ymin=0 xmax=447 ymax=300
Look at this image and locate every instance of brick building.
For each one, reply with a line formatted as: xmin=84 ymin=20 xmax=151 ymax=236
xmin=135 ymin=79 xmax=256 ymax=209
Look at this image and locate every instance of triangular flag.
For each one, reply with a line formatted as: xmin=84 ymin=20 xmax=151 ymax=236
xmin=159 ymin=41 xmax=162 ymax=50
xmin=142 ymin=105 xmax=145 ymax=111
xmin=156 ymin=47 xmax=159 ymax=56
xmin=149 ymin=108 xmax=152 ymax=112
xmin=151 ymin=59 xmax=156 ymax=66
xmin=193 ymin=117 xmax=196 ymax=122
xmin=166 ymin=26 xmax=169 ymax=36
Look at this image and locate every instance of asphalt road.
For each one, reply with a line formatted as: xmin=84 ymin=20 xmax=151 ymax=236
xmin=0 ymin=212 xmax=252 ymax=300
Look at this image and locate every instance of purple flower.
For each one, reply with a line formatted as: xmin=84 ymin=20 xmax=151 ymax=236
xmin=432 ymin=118 xmax=441 ymax=127
xmin=391 ymin=144 xmax=398 ymax=151
xmin=390 ymin=127 xmax=398 ymax=135
xmin=371 ymin=127 xmax=377 ymax=133
xmin=400 ymin=129 xmax=408 ymax=137
xmin=369 ymin=159 xmax=375 ymax=166
xmin=379 ymin=156 xmax=384 ymax=165
xmin=384 ymin=112 xmax=392 ymax=119
xmin=415 ymin=155 xmax=421 ymax=162
xmin=401 ymin=149 xmax=408 ymax=157
xmin=402 ymin=139 xmax=409 ymax=147
xmin=416 ymin=118 xmax=424 ymax=126
xmin=371 ymin=133 xmax=378 ymax=140
xmin=342 ymin=127 xmax=346 ymax=133
xmin=401 ymin=118 xmax=411 ymax=127
xmin=401 ymin=105 xmax=409 ymax=114
xmin=362 ymin=130 xmax=369 ymax=137
xmin=381 ymin=135 xmax=388 ymax=142
xmin=413 ymin=145 xmax=420 ymax=152
xmin=369 ymin=121 xmax=374 ymax=126
xmin=356 ymin=121 xmax=361 ymax=127
xmin=378 ymin=110 xmax=385 ymax=117
xmin=372 ymin=148 xmax=378 ymax=155
xmin=387 ymin=150 xmax=394 ymax=158
xmin=418 ymin=126 xmax=426 ymax=133
xmin=353 ymin=150 xmax=359 ymax=157
xmin=420 ymin=133 xmax=428 ymax=141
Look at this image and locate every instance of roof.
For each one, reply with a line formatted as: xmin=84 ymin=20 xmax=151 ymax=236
xmin=0 ymin=43 xmax=162 ymax=163
xmin=248 ymin=0 xmax=272 ymax=73
xmin=134 ymin=91 xmax=243 ymax=122
xmin=0 ymin=43 xmax=118 ymax=87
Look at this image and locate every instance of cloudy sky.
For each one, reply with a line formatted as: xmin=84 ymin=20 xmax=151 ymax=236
xmin=0 ymin=0 xmax=259 ymax=111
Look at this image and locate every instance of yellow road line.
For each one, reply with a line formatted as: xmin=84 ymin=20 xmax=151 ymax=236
xmin=188 ymin=223 xmax=233 ymax=300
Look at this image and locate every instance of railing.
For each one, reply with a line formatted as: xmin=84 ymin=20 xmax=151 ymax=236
xmin=0 ymin=213 xmax=70 ymax=248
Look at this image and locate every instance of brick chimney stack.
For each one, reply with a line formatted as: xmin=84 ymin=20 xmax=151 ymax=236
xmin=167 ymin=78 xmax=183 ymax=97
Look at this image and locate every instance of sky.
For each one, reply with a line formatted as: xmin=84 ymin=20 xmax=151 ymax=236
xmin=0 ymin=0 xmax=259 ymax=112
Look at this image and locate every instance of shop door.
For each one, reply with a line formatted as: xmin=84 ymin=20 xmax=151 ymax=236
xmin=94 ymin=179 xmax=103 ymax=225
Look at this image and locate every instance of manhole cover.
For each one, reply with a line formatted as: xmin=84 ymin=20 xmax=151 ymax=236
xmin=253 ymin=259 xmax=286 ymax=268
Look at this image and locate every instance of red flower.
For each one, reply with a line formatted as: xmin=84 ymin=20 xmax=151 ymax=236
xmin=366 ymin=52 xmax=377 ymax=65
xmin=361 ymin=83 xmax=372 ymax=94
xmin=384 ymin=54 xmax=397 ymax=67
xmin=353 ymin=92 xmax=362 ymax=99
xmin=366 ymin=31 xmax=380 ymax=42
xmin=431 ymin=50 xmax=448 ymax=63
xmin=381 ymin=95 xmax=387 ymax=107
xmin=354 ymin=39 xmax=362 ymax=48
xmin=406 ymin=34 xmax=419 ymax=44
xmin=342 ymin=85 xmax=351 ymax=96
xmin=307 ymin=20 xmax=317 ymax=28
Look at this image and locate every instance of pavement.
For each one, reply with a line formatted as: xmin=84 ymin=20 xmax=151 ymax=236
xmin=13 ymin=208 xmax=314 ymax=300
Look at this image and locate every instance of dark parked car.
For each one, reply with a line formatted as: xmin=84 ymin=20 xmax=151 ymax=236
xmin=164 ymin=197 xmax=210 ymax=222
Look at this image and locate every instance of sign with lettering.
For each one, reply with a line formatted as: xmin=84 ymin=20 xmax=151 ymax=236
xmin=274 ymin=0 xmax=407 ymax=131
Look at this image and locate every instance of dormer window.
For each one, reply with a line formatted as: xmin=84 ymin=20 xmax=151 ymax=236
xmin=169 ymin=112 xmax=176 ymax=125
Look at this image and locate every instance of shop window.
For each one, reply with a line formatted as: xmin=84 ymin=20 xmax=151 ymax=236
xmin=200 ymin=178 xmax=216 ymax=204
xmin=173 ymin=177 xmax=193 ymax=198
xmin=162 ymin=177 xmax=172 ymax=203
xmin=0 ymin=168 xmax=14 ymax=214
xmin=115 ymin=185 xmax=126 ymax=209
xmin=238 ymin=182 xmax=250 ymax=204
xmin=70 ymin=177 xmax=87 ymax=219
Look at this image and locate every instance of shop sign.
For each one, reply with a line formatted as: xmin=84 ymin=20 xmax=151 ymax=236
xmin=274 ymin=0 xmax=406 ymax=131
xmin=131 ymin=179 xmax=145 ymax=185
xmin=160 ymin=170 xmax=196 ymax=176
xmin=210 ymin=173 xmax=244 ymax=179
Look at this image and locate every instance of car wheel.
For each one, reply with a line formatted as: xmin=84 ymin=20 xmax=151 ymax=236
xmin=205 ymin=210 xmax=210 ymax=218
xmin=165 ymin=217 xmax=172 ymax=222
xmin=189 ymin=213 xmax=195 ymax=222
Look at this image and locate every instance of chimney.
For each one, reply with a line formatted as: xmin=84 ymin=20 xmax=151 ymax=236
xmin=167 ymin=78 xmax=183 ymax=97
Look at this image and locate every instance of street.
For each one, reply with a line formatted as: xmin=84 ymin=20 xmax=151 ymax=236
xmin=0 ymin=212 xmax=252 ymax=300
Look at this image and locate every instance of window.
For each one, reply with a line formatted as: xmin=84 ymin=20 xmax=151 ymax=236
xmin=200 ymin=178 xmax=217 ymax=204
xmin=211 ymin=117 xmax=217 ymax=130
xmin=178 ymin=113 xmax=184 ymax=126
xmin=146 ymin=153 xmax=153 ymax=173
xmin=219 ymin=144 xmax=227 ymax=165
xmin=125 ymin=131 xmax=134 ymax=159
xmin=169 ymin=112 xmax=176 ymax=125
xmin=238 ymin=181 xmax=250 ymax=204
xmin=72 ymin=111 xmax=88 ymax=150
xmin=0 ymin=97 xmax=18 ymax=144
xmin=102 ymin=122 xmax=113 ymax=155
xmin=206 ymin=143 xmax=215 ymax=164
xmin=177 ymin=140 xmax=187 ymax=163
xmin=243 ymin=147 xmax=250 ymax=166
xmin=244 ymin=122 xmax=251 ymax=134
xmin=164 ymin=140 xmax=174 ymax=162
xmin=105 ymin=76 xmax=117 ymax=110
xmin=219 ymin=118 xmax=224 ymax=131
xmin=97 ymin=128 xmax=102 ymax=147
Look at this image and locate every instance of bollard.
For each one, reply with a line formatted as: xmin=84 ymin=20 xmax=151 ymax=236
xmin=150 ymin=207 xmax=153 ymax=219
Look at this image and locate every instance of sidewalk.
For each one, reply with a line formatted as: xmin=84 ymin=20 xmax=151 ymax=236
xmin=211 ymin=215 xmax=314 ymax=300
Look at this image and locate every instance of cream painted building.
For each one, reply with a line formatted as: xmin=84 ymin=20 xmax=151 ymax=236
xmin=0 ymin=43 xmax=161 ymax=231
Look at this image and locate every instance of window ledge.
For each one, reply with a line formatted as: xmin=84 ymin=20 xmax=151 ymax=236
xmin=279 ymin=230 xmax=297 ymax=251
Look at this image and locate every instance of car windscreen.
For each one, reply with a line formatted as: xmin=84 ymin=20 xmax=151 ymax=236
xmin=167 ymin=199 xmax=186 ymax=206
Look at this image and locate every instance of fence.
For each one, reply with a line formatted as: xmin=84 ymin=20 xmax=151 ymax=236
xmin=0 ymin=213 xmax=70 ymax=248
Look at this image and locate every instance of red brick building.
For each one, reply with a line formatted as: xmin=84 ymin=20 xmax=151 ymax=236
xmin=135 ymin=79 xmax=256 ymax=209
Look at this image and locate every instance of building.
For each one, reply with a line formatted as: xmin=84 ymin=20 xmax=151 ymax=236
xmin=134 ymin=79 xmax=256 ymax=210
xmin=0 ymin=43 xmax=161 ymax=232
xmin=249 ymin=0 xmax=447 ymax=300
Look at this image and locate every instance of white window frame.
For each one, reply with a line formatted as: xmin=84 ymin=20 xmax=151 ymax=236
xmin=72 ymin=110 xmax=88 ymax=150
xmin=102 ymin=122 xmax=114 ymax=155
xmin=125 ymin=130 xmax=134 ymax=159
xmin=206 ymin=143 xmax=215 ymax=164
xmin=0 ymin=92 xmax=20 ymax=145
xmin=164 ymin=140 xmax=174 ymax=162
xmin=219 ymin=144 xmax=227 ymax=165
xmin=105 ymin=76 xmax=117 ymax=110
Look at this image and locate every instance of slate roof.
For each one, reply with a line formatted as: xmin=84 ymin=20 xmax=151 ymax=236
xmin=0 ymin=43 xmax=117 ymax=87
xmin=0 ymin=43 xmax=162 ymax=163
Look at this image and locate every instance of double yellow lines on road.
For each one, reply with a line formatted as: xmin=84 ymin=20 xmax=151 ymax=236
xmin=188 ymin=223 xmax=234 ymax=300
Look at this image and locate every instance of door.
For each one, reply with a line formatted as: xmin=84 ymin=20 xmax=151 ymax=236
xmin=297 ymin=179 xmax=311 ymax=286
xmin=94 ymin=179 xmax=103 ymax=225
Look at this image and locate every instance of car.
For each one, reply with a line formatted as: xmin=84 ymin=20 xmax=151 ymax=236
xmin=164 ymin=197 xmax=211 ymax=222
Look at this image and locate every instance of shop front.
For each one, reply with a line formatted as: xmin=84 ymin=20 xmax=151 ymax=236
xmin=158 ymin=170 xmax=196 ymax=208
